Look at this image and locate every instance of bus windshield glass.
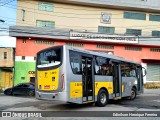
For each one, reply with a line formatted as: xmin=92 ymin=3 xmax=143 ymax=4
xmin=37 ymin=47 xmax=62 ymax=68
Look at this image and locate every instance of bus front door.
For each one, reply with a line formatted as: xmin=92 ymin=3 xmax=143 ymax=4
xmin=112 ymin=62 xmax=122 ymax=98
xmin=82 ymin=56 xmax=94 ymax=102
xmin=137 ymin=67 xmax=144 ymax=93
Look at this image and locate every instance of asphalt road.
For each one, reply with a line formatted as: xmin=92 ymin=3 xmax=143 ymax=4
xmin=0 ymin=89 xmax=160 ymax=120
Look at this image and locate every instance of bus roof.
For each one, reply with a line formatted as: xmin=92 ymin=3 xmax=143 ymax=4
xmin=64 ymin=45 xmax=141 ymax=65
xmin=37 ymin=45 xmax=141 ymax=65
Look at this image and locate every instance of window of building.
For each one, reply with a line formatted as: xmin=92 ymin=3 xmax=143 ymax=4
xmin=152 ymin=31 xmax=160 ymax=36
xmin=21 ymin=9 xmax=25 ymax=21
xmin=36 ymin=20 xmax=55 ymax=28
xmin=66 ymin=43 xmax=84 ymax=47
xmin=69 ymin=51 xmax=81 ymax=74
xmin=22 ymin=39 xmax=26 ymax=43
xmin=4 ymin=52 xmax=7 ymax=59
xmin=22 ymin=56 xmax=25 ymax=60
xmin=38 ymin=2 xmax=53 ymax=12
xmin=124 ymin=12 xmax=146 ymax=20
xmin=97 ymin=45 xmax=114 ymax=49
xmin=95 ymin=57 xmax=111 ymax=76
xmin=98 ymin=26 xmax=115 ymax=34
xmin=35 ymin=40 xmax=54 ymax=45
xmin=149 ymin=14 xmax=160 ymax=22
xmin=126 ymin=29 xmax=142 ymax=36
xmin=125 ymin=46 xmax=142 ymax=51
xmin=150 ymin=48 xmax=160 ymax=52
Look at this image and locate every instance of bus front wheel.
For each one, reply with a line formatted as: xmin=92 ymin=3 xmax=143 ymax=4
xmin=130 ymin=89 xmax=136 ymax=100
xmin=96 ymin=89 xmax=108 ymax=107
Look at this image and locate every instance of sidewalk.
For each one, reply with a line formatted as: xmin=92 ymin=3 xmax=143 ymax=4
xmin=143 ymin=88 xmax=160 ymax=96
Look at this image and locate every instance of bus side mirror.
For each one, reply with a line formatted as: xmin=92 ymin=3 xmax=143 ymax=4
xmin=142 ymin=67 xmax=147 ymax=77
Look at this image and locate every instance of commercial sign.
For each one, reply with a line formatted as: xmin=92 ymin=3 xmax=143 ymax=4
xmin=101 ymin=12 xmax=112 ymax=24
xmin=70 ymin=32 xmax=139 ymax=44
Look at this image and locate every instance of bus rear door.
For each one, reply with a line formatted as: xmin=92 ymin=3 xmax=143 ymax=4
xmin=82 ymin=56 xmax=94 ymax=103
xmin=112 ymin=61 xmax=122 ymax=99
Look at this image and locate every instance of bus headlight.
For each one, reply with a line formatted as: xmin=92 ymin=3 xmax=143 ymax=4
xmin=134 ymin=79 xmax=137 ymax=85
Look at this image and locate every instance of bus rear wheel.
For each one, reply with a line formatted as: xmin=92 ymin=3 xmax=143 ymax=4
xmin=96 ymin=89 xmax=108 ymax=107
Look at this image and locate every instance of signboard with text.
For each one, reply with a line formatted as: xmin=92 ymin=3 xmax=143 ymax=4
xmin=70 ymin=32 xmax=139 ymax=44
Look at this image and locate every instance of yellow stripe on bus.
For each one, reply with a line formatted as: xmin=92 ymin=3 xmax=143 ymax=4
xmin=95 ymin=82 xmax=113 ymax=95
xmin=70 ymin=81 xmax=114 ymax=99
xmin=70 ymin=82 xmax=83 ymax=99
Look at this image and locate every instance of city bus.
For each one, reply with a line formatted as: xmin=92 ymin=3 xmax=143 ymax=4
xmin=35 ymin=45 xmax=144 ymax=107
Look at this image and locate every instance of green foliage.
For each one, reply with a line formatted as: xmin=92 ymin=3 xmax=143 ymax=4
xmin=0 ymin=87 xmax=3 ymax=93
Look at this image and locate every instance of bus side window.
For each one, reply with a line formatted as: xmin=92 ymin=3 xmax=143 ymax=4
xmin=121 ymin=63 xmax=130 ymax=77
xmin=95 ymin=57 xmax=111 ymax=76
xmin=69 ymin=51 xmax=81 ymax=74
xmin=121 ymin=63 xmax=137 ymax=77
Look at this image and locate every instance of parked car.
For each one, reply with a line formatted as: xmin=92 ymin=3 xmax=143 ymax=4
xmin=4 ymin=83 xmax=35 ymax=96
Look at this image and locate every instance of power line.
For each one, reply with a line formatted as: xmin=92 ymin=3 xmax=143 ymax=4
xmin=3 ymin=0 xmax=160 ymax=20
xmin=1 ymin=27 xmax=160 ymax=40
xmin=1 ymin=19 xmax=160 ymax=39
xmin=1 ymin=14 xmax=160 ymax=31
xmin=0 ymin=1 xmax=160 ymax=37
xmin=1 ymin=1 xmax=160 ymax=29
xmin=1 ymin=20 xmax=160 ymax=37
xmin=0 ymin=0 xmax=15 ymax=7
xmin=2 ymin=2 xmax=123 ymax=17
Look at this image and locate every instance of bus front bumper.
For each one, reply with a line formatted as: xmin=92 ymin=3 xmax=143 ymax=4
xmin=36 ymin=91 xmax=66 ymax=101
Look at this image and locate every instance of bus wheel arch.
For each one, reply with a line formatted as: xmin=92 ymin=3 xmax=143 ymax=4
xmin=96 ymin=88 xmax=109 ymax=107
xmin=130 ymin=86 xmax=137 ymax=100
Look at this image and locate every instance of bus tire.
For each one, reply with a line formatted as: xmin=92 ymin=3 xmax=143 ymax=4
xmin=96 ymin=89 xmax=108 ymax=107
xmin=130 ymin=88 xmax=136 ymax=100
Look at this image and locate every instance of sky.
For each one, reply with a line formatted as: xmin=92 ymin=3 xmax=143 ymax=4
xmin=0 ymin=0 xmax=17 ymax=47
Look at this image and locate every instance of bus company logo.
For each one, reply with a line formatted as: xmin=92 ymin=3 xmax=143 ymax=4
xmin=101 ymin=12 xmax=112 ymax=24
xmin=44 ymin=85 xmax=50 ymax=89
xmin=2 ymin=112 xmax=11 ymax=117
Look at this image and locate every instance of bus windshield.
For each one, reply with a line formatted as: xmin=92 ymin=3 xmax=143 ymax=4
xmin=37 ymin=47 xmax=62 ymax=68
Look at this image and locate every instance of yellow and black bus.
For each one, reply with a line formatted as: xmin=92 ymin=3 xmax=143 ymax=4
xmin=36 ymin=45 xmax=144 ymax=107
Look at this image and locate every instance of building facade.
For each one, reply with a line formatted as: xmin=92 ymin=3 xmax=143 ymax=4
xmin=0 ymin=47 xmax=14 ymax=89
xmin=10 ymin=0 xmax=160 ymax=85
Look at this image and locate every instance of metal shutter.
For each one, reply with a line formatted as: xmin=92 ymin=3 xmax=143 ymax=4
xmin=146 ymin=64 xmax=160 ymax=82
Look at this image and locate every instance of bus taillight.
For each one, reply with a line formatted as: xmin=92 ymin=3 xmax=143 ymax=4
xmin=61 ymin=74 xmax=64 ymax=89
